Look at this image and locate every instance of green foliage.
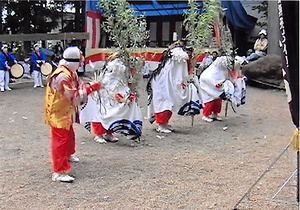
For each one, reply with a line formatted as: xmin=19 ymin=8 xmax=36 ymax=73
xmin=1 ymin=0 xmax=85 ymax=34
xmin=1 ymin=1 xmax=61 ymax=34
xmin=252 ymin=1 xmax=268 ymax=17
xmin=214 ymin=2 xmax=233 ymax=56
xmin=98 ymin=0 xmax=149 ymax=50
xmin=252 ymin=0 xmax=268 ymax=27
xmin=183 ymin=0 xmax=234 ymax=55
xmin=183 ymin=0 xmax=220 ymax=52
xmin=98 ymin=0 xmax=149 ymax=94
xmin=218 ymin=21 xmax=234 ymax=56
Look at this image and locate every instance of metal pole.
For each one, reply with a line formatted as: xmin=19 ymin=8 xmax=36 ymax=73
xmin=272 ymin=169 xmax=297 ymax=199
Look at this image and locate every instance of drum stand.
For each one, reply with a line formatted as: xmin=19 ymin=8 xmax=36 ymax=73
xmin=233 ymin=144 xmax=299 ymax=209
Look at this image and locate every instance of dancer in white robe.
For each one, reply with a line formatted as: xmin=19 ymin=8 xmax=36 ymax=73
xmin=80 ymin=55 xmax=143 ymax=143
xmin=199 ymin=56 xmax=246 ymax=122
xmin=147 ymin=41 xmax=202 ymax=133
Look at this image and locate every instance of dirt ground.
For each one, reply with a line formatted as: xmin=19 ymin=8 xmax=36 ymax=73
xmin=0 ymin=77 xmax=299 ymax=210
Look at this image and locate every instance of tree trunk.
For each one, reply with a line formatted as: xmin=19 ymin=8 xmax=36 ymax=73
xmin=267 ymin=1 xmax=281 ymax=55
xmin=74 ymin=1 xmax=84 ymax=32
xmin=21 ymin=2 xmax=32 ymax=53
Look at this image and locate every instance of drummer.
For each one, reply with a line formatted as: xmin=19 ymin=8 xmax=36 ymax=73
xmin=0 ymin=44 xmax=17 ymax=92
xmin=31 ymin=43 xmax=47 ymax=88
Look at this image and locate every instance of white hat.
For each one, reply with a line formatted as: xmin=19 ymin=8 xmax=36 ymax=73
xmin=258 ymin=29 xmax=267 ymax=36
xmin=33 ymin=43 xmax=41 ymax=48
xmin=63 ymin=46 xmax=81 ymax=62
xmin=1 ymin=44 xmax=8 ymax=50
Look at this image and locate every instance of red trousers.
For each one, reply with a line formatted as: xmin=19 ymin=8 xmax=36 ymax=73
xmin=50 ymin=125 xmax=76 ymax=173
xmin=91 ymin=122 xmax=111 ymax=136
xmin=202 ymin=99 xmax=222 ymax=117
xmin=154 ymin=110 xmax=172 ymax=125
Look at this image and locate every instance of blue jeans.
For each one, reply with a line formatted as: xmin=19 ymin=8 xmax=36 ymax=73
xmin=245 ymin=52 xmax=265 ymax=62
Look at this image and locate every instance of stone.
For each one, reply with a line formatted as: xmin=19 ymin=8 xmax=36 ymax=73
xmin=242 ymin=54 xmax=284 ymax=88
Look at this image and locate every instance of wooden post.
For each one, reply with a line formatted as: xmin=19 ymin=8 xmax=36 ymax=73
xmin=191 ymin=115 xmax=194 ymax=126
xmin=268 ymin=1 xmax=281 ymax=56
xmin=225 ymin=100 xmax=228 ymax=117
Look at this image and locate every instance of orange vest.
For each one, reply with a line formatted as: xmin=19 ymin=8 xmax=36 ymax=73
xmin=44 ymin=66 xmax=78 ymax=129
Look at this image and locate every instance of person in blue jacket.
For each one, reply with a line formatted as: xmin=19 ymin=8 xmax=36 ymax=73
xmin=0 ymin=44 xmax=17 ymax=92
xmin=31 ymin=43 xmax=46 ymax=88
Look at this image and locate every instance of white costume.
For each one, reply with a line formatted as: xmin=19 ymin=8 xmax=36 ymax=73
xmin=199 ymin=56 xmax=246 ymax=113
xmin=147 ymin=46 xmax=202 ymax=125
xmin=80 ymin=58 xmax=143 ymax=140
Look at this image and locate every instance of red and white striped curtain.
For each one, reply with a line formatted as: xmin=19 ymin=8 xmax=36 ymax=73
xmin=86 ymin=11 xmax=102 ymax=49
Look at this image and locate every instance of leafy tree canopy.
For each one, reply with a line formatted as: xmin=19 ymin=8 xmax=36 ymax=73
xmin=1 ymin=0 xmax=84 ymax=34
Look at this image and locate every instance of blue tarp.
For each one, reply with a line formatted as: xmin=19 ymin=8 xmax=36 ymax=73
xmin=131 ymin=1 xmax=203 ymax=16
xmin=86 ymin=0 xmax=202 ymax=16
xmin=86 ymin=0 xmax=101 ymax=12
xmin=86 ymin=0 xmax=255 ymax=32
xmin=221 ymin=1 xmax=256 ymax=32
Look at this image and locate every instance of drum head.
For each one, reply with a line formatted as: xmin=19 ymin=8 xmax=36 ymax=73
xmin=11 ymin=63 xmax=24 ymax=79
xmin=41 ymin=62 xmax=53 ymax=76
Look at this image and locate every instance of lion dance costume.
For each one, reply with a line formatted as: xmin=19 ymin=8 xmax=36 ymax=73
xmin=147 ymin=41 xmax=202 ymax=133
xmin=80 ymin=53 xmax=143 ymax=143
xmin=199 ymin=56 xmax=246 ymax=122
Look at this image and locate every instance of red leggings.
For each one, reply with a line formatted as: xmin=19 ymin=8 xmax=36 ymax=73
xmin=202 ymin=99 xmax=222 ymax=117
xmin=91 ymin=122 xmax=111 ymax=136
xmin=50 ymin=125 xmax=76 ymax=173
xmin=154 ymin=110 xmax=172 ymax=125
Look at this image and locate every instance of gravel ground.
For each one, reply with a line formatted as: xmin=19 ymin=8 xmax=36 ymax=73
xmin=0 ymin=78 xmax=298 ymax=210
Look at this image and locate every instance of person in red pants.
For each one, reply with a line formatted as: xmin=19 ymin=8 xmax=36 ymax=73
xmin=44 ymin=46 xmax=101 ymax=182
xmin=147 ymin=41 xmax=202 ymax=133
xmin=147 ymin=41 xmax=189 ymax=134
xmin=147 ymin=42 xmax=202 ymax=133
xmin=199 ymin=56 xmax=235 ymax=122
xmin=201 ymin=98 xmax=223 ymax=123
xmin=154 ymin=111 xmax=174 ymax=133
xmin=91 ymin=122 xmax=118 ymax=143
